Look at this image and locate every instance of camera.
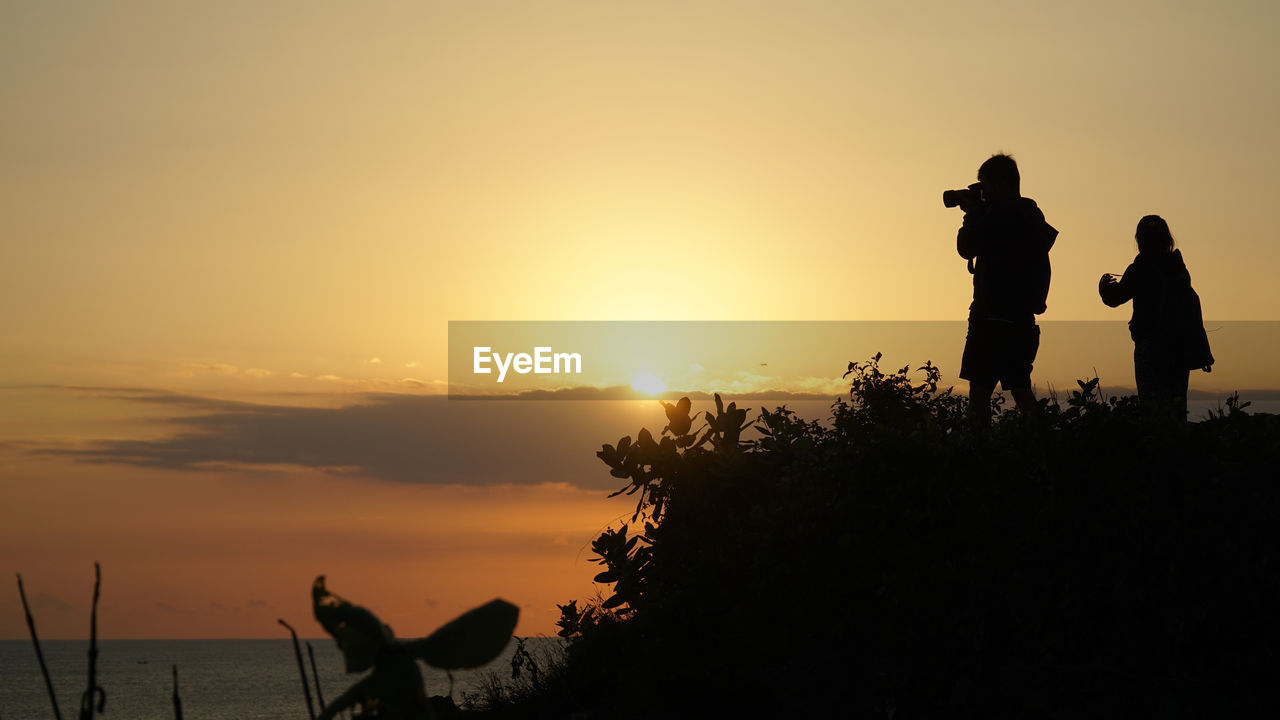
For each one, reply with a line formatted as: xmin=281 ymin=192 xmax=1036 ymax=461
xmin=943 ymin=182 xmax=984 ymax=209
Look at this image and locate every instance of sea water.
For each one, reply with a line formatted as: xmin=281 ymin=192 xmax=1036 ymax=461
xmin=0 ymin=638 xmax=559 ymax=719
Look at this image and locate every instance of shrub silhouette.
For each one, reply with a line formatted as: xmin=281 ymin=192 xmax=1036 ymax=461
xmin=505 ymin=355 xmax=1280 ymax=718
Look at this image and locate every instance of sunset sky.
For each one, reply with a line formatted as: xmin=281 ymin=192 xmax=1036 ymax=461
xmin=3 ymin=1 xmax=1279 ymax=639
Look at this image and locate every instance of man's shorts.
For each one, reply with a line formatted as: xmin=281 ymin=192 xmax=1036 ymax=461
xmin=960 ymin=318 xmax=1040 ymax=390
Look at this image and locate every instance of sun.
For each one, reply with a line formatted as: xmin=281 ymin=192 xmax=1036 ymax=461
xmin=631 ymin=373 xmax=667 ymax=396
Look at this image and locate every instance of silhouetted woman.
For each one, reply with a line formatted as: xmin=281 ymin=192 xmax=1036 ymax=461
xmin=1099 ymin=215 xmax=1213 ymax=419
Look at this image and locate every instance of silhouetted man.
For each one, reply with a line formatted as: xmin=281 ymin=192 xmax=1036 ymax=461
xmin=955 ymin=154 xmax=1058 ymax=429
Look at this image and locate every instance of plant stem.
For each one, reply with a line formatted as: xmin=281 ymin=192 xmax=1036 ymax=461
xmin=279 ymin=619 xmax=316 ymax=719
xmin=171 ymin=665 xmax=183 ymax=720
xmin=306 ymin=641 xmax=327 ymax=710
xmin=79 ymin=563 xmax=104 ymax=719
xmin=17 ymin=573 xmax=62 ymax=720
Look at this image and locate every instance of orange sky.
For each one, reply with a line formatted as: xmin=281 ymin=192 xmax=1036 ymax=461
xmin=1 ymin=456 xmax=624 ymax=639
xmin=2 ymin=1 xmax=1279 ymax=638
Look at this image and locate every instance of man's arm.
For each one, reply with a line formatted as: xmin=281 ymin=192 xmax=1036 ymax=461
xmin=957 ymin=209 xmax=985 ymax=260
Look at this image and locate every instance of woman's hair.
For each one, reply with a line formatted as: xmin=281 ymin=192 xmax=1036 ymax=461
xmin=1135 ymin=215 xmax=1175 ymax=254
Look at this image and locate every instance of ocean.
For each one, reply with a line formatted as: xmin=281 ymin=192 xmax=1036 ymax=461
xmin=0 ymin=637 xmax=559 ymax=719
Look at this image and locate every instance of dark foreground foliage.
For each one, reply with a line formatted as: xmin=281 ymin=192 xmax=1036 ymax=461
xmin=474 ymin=356 xmax=1280 ymax=719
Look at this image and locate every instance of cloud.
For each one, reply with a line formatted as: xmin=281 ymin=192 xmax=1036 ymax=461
xmin=32 ymin=382 xmax=1270 ymax=487
xmin=179 ymin=363 xmax=241 ymax=377
xmin=24 ymin=385 xmax=254 ymax=412
xmin=452 ymin=385 xmax=839 ymax=401
xmin=177 ymin=364 xmax=272 ymax=379
xmin=302 ymin=374 xmax=445 ymax=392
xmin=24 ymin=385 xmax=845 ymax=487
xmin=28 ymin=389 xmax=660 ymax=488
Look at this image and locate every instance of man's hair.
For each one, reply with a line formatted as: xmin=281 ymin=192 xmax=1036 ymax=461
xmin=978 ymin=153 xmax=1020 ymax=193
xmin=1135 ymin=214 xmax=1175 ymax=254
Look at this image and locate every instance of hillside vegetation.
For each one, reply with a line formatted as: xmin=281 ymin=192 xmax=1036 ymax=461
xmin=479 ymin=356 xmax=1280 ymax=718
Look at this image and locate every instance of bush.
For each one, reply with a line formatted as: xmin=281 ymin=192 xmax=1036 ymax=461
xmin=501 ymin=356 xmax=1280 ymax=718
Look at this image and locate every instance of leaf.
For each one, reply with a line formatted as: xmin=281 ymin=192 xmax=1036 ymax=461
xmin=596 ymin=445 xmax=616 ymax=465
xmin=409 ymin=598 xmax=519 ymax=670
xmin=637 ymin=428 xmax=657 ymax=452
xmin=694 ymin=427 xmax=715 ymax=448
xmin=661 ymin=400 xmax=692 ymax=435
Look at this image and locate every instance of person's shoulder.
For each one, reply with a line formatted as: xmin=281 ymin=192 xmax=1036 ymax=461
xmin=1128 ymin=254 xmax=1168 ymax=284
xmin=1014 ymin=197 xmax=1057 ymax=248
xmin=1008 ymin=197 xmax=1052 ymax=231
xmin=1164 ymin=249 xmax=1192 ymax=282
xmin=1014 ymin=196 xmax=1046 ymax=219
xmin=982 ymin=198 xmax=1034 ymax=222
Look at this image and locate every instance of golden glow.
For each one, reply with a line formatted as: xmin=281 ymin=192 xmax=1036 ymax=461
xmin=631 ymin=373 xmax=668 ymax=396
xmin=2 ymin=1 xmax=1279 ymax=639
